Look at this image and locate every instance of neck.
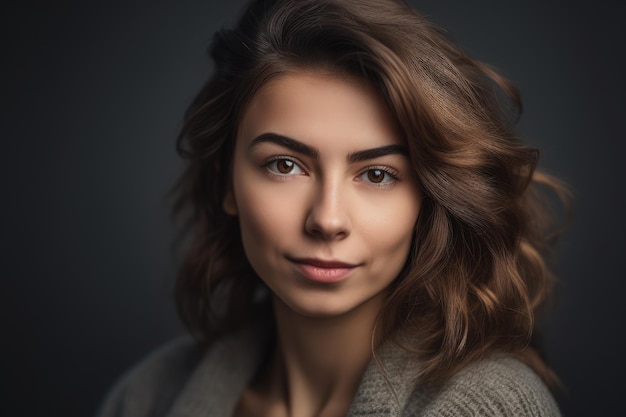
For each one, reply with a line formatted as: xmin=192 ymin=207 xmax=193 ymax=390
xmin=267 ymin=293 xmax=386 ymax=417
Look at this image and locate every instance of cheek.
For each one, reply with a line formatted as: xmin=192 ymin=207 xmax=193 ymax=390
xmin=358 ymin=191 xmax=421 ymax=249
xmin=364 ymin=220 xmax=414 ymax=269
xmin=232 ymin=174 xmax=305 ymax=256
xmin=356 ymin=192 xmax=421 ymax=286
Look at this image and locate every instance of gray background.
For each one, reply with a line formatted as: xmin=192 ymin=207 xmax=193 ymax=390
xmin=2 ymin=1 xmax=624 ymax=416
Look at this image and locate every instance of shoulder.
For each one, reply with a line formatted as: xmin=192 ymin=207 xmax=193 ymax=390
xmin=96 ymin=336 xmax=205 ymax=417
xmin=404 ymin=355 xmax=561 ymax=417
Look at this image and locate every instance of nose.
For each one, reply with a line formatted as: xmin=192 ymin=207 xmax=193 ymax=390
xmin=304 ymin=180 xmax=351 ymax=240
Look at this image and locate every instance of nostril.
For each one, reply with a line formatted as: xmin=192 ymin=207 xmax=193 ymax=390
xmin=304 ymin=182 xmax=351 ymax=240
xmin=304 ymin=207 xmax=351 ymax=240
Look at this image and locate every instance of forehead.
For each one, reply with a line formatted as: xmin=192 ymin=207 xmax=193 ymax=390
xmin=237 ymin=71 xmax=402 ymax=153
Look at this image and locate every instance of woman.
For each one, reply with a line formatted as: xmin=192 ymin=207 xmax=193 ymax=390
xmin=98 ymin=0 xmax=567 ymax=416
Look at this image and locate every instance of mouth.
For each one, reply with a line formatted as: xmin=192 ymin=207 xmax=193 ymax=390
xmin=287 ymin=257 xmax=360 ymax=284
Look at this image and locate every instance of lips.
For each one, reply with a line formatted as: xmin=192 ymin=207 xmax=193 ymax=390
xmin=288 ymin=257 xmax=359 ymax=284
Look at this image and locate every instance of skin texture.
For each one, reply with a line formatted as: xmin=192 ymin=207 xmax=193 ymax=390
xmin=224 ymin=71 xmax=423 ymax=417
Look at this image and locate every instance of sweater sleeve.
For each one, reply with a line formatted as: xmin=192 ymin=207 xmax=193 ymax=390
xmin=95 ymin=337 xmax=203 ymax=417
xmin=404 ymin=356 xmax=561 ymax=417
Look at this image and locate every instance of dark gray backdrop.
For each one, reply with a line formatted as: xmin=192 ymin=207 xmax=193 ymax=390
xmin=2 ymin=1 xmax=624 ymax=416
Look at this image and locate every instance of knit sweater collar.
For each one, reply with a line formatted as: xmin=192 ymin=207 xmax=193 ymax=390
xmin=165 ymin=323 xmax=420 ymax=417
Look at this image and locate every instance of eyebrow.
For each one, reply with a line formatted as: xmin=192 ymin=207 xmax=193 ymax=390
xmin=348 ymin=145 xmax=408 ymax=162
xmin=251 ymin=133 xmax=319 ymax=159
xmin=249 ymin=133 xmax=408 ymax=162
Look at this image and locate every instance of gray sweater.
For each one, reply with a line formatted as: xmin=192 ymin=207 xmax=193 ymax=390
xmin=97 ymin=325 xmax=561 ymax=417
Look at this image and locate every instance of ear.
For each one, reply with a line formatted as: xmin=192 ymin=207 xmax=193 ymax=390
xmin=222 ymin=189 xmax=238 ymax=216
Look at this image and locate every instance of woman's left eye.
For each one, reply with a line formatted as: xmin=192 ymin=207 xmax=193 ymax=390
xmin=358 ymin=168 xmax=398 ymax=185
xmin=265 ymin=158 xmax=306 ymax=176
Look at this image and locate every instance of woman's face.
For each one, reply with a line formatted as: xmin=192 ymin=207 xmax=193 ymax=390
xmin=224 ymin=71 xmax=422 ymax=318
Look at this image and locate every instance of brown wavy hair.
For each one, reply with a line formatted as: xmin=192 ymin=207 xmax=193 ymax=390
xmin=173 ymin=0 xmax=569 ymax=387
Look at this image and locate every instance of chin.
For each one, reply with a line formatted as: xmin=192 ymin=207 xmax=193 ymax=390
xmin=275 ymin=291 xmax=380 ymax=320
xmin=286 ymin=300 xmax=351 ymax=319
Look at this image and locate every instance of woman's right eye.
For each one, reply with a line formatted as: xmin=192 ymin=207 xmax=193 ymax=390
xmin=264 ymin=158 xmax=306 ymax=176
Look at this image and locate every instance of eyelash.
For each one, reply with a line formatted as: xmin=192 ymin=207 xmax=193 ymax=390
xmin=262 ymin=156 xmax=400 ymax=188
xmin=263 ymin=156 xmax=308 ymax=178
xmin=356 ymin=166 xmax=400 ymax=189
